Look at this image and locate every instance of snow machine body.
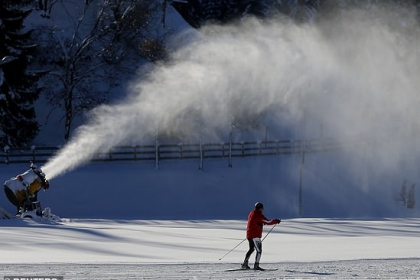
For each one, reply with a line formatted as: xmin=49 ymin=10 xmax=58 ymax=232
xmin=2 ymin=164 xmax=59 ymax=221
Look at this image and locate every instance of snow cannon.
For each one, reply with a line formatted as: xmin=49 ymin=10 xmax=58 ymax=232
xmin=2 ymin=163 xmax=58 ymax=220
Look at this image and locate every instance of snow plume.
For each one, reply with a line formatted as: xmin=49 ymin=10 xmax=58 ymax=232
xmin=42 ymin=6 xmax=420 ymax=181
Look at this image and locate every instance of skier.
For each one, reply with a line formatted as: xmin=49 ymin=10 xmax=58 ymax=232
xmin=3 ymin=163 xmax=50 ymax=214
xmin=241 ymin=202 xmax=280 ymax=270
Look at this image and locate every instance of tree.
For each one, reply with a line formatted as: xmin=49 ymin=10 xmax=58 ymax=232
xmin=0 ymin=2 xmax=40 ymax=147
xmin=319 ymin=0 xmax=419 ymax=14
xmin=35 ymin=0 xmax=166 ymax=141
xmin=37 ymin=0 xmax=58 ymax=18
xmin=407 ymin=184 xmax=415 ymax=209
xmin=233 ymin=0 xmax=273 ymax=19
xmin=189 ymin=0 xmax=226 ymax=27
xmin=273 ymin=0 xmax=321 ymax=22
xmin=398 ymin=180 xmax=407 ymax=206
xmin=187 ymin=0 xmax=273 ymax=27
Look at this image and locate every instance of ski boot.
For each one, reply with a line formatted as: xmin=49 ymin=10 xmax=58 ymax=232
xmin=241 ymin=261 xmax=250 ymax=269
xmin=253 ymin=263 xmax=265 ymax=271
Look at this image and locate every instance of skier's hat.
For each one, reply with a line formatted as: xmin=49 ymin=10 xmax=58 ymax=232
xmin=255 ymin=202 xmax=264 ymax=209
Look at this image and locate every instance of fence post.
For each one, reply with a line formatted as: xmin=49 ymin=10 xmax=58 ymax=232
xmin=199 ymin=139 xmax=203 ymax=170
xmin=31 ymin=145 xmax=36 ymax=163
xmin=133 ymin=145 xmax=137 ymax=160
xmin=155 ymin=135 xmax=159 ymax=170
xmin=228 ymin=131 xmax=233 ymax=168
xmin=179 ymin=143 xmax=183 ymax=159
xmin=4 ymin=145 xmax=10 ymax=164
xmin=221 ymin=142 xmax=225 ymax=157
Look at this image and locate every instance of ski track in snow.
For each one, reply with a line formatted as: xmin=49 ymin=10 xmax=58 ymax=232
xmin=1 ymin=259 xmax=420 ymax=279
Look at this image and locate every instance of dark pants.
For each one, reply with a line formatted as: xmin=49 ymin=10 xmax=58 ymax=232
xmin=244 ymin=238 xmax=262 ymax=264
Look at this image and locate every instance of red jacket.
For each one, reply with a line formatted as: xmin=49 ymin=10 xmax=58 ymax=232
xmin=246 ymin=209 xmax=276 ymax=239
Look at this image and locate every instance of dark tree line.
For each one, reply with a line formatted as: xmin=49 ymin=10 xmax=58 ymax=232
xmin=0 ymin=0 xmax=41 ymax=146
xmin=1 ymin=0 xmax=166 ymax=145
xmin=182 ymin=0 xmax=419 ymax=27
xmin=186 ymin=0 xmax=274 ymax=27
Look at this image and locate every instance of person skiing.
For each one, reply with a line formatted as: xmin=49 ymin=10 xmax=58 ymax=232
xmin=241 ymin=202 xmax=280 ymax=270
xmin=3 ymin=163 xmax=50 ymax=214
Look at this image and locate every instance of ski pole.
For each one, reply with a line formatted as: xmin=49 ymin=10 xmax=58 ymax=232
xmin=218 ymin=238 xmax=247 ymax=261
xmin=219 ymin=223 xmax=279 ymax=260
xmin=261 ymin=223 xmax=277 ymax=242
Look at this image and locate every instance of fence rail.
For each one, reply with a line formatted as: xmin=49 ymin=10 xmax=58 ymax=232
xmin=1 ymin=136 xmax=367 ymax=165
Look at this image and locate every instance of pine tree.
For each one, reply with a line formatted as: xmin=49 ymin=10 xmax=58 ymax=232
xmin=407 ymin=184 xmax=415 ymax=209
xmin=0 ymin=2 xmax=40 ymax=147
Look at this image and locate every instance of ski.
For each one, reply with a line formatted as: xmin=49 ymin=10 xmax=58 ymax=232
xmin=225 ymin=268 xmax=278 ymax=272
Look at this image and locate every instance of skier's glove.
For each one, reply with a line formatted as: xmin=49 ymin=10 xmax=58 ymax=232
xmin=274 ymin=219 xmax=281 ymax=224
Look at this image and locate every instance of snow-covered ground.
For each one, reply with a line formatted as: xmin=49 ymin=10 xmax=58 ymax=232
xmin=1 ymin=155 xmax=419 ymax=279
xmin=0 ymin=218 xmax=419 ymax=279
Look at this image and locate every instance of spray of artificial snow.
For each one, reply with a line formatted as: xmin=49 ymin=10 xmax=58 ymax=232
xmin=42 ymin=6 xmax=420 ymax=181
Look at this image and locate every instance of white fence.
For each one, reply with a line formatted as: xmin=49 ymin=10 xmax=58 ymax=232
xmin=1 ymin=137 xmax=365 ymax=166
